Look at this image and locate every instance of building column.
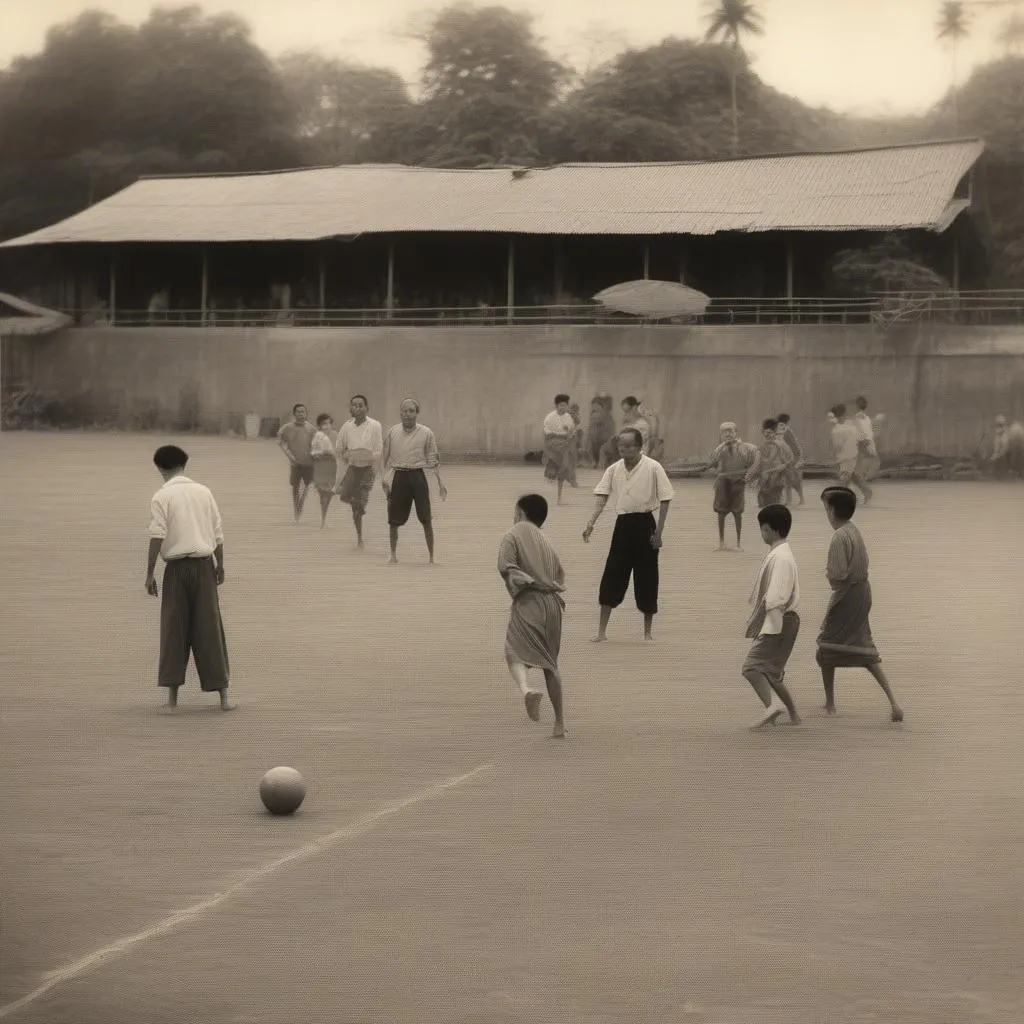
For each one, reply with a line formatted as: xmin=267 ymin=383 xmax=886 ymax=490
xmin=785 ymin=236 xmax=795 ymax=302
xmin=643 ymin=241 xmax=650 ymax=280
xmin=386 ymin=240 xmax=395 ymax=319
xmin=506 ymin=239 xmax=515 ymax=324
xmin=200 ymin=248 xmax=209 ymax=324
xmin=318 ymin=247 xmax=326 ymax=323
xmin=109 ymin=251 xmax=117 ymax=325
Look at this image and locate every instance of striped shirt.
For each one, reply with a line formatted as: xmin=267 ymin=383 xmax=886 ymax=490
xmin=383 ymin=423 xmax=440 ymax=470
xmin=148 ymin=475 xmax=224 ymax=562
xmin=594 ymin=454 xmax=674 ymax=515
xmin=337 ymin=417 xmax=384 ymax=468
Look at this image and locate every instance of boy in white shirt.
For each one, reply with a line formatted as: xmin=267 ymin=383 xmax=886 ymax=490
xmin=742 ymin=503 xmax=802 ymax=729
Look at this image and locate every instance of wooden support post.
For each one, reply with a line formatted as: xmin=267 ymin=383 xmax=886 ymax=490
xmin=553 ymin=242 xmax=564 ymax=303
xmin=109 ymin=252 xmax=116 ymax=325
xmin=952 ymin=236 xmax=961 ymax=293
xmin=506 ymin=239 xmax=515 ymax=323
xmin=785 ymin=236 xmax=794 ymax=302
xmin=386 ymin=240 xmax=395 ymax=319
xmin=318 ymin=247 xmax=326 ymax=324
xmin=643 ymin=242 xmax=650 ymax=280
xmin=200 ymin=249 xmax=209 ymax=325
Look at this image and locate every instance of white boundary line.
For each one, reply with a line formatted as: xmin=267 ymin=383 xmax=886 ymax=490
xmin=0 ymin=763 xmax=494 ymax=1019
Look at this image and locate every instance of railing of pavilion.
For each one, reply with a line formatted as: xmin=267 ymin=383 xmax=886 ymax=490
xmin=60 ymin=292 xmax=1024 ymax=329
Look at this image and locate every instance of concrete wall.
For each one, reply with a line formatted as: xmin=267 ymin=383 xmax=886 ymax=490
xmin=5 ymin=323 xmax=1024 ymax=460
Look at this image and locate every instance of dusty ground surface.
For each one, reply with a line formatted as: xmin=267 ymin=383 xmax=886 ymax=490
xmin=1 ymin=433 xmax=1021 ymax=1023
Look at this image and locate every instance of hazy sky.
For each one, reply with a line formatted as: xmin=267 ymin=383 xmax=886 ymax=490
xmin=6 ymin=0 xmax=1020 ymax=115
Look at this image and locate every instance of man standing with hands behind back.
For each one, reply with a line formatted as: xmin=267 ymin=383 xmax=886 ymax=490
xmin=583 ymin=427 xmax=674 ymax=643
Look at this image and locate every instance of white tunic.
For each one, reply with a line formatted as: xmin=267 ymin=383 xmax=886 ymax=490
xmin=594 ymin=455 xmax=674 ymax=515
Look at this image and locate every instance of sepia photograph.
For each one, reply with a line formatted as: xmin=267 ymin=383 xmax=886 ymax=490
xmin=1 ymin=1 xmax=1021 ymax=1021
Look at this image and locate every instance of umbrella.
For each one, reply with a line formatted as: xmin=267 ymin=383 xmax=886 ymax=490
xmin=0 ymin=292 xmax=73 ymax=336
xmin=593 ymin=280 xmax=711 ymax=319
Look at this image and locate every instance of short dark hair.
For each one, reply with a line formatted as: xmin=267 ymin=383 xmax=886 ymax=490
xmin=516 ymin=492 xmax=548 ymax=526
xmin=350 ymin=394 xmax=369 ymax=407
xmin=762 ymin=418 xmax=779 ymax=432
xmin=293 ymin=403 xmax=306 ymax=414
xmin=757 ymin=503 xmax=792 ymax=538
xmin=554 ymin=393 xmax=570 ymax=405
xmin=777 ymin=413 xmax=790 ymax=424
xmin=154 ymin=445 xmax=188 ymax=471
xmin=821 ymin=486 xmax=857 ymax=520
xmin=316 ymin=413 xmax=332 ymax=427
xmin=618 ymin=427 xmax=644 ymax=447
xmin=855 ymin=395 xmax=868 ymax=409
xmin=831 ymin=403 xmax=846 ymax=418
xmin=622 ymin=395 xmax=639 ymax=407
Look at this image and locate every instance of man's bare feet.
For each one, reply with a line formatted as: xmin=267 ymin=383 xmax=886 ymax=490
xmin=823 ymin=703 xmax=837 ymax=716
xmin=715 ymin=544 xmax=727 ymax=552
xmin=891 ymin=706 xmax=904 ymax=723
xmin=750 ymin=699 xmax=785 ymax=730
xmin=525 ymin=691 xmax=542 ymax=722
xmin=736 ymin=546 xmax=744 ymax=552
xmin=388 ymin=556 xmax=398 ymax=564
xmin=590 ymin=635 xmax=607 ymax=643
xmin=356 ymin=539 xmax=365 ymax=550
xmin=788 ymin=713 xmax=802 ymax=725
xmin=551 ymin=722 xmax=566 ymax=738
xmin=220 ymin=701 xmax=237 ymax=711
xmin=644 ymin=633 xmax=653 ymax=641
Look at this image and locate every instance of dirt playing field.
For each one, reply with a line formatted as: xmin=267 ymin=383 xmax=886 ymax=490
xmin=1 ymin=432 xmax=1021 ymax=1024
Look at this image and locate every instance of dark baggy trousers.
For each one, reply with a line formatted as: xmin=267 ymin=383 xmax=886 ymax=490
xmin=598 ymin=511 xmax=660 ymax=615
xmin=158 ymin=556 xmax=230 ymax=691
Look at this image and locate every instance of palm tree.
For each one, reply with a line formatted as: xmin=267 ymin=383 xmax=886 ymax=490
xmin=996 ymin=10 xmax=1024 ymax=55
xmin=936 ymin=1 xmax=970 ymax=132
xmin=703 ymin=0 xmax=765 ymax=156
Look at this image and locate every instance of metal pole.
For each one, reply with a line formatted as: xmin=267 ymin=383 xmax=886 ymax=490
xmin=785 ymin=236 xmax=794 ymax=302
xmin=643 ymin=242 xmax=650 ymax=280
xmin=386 ymin=240 xmax=395 ymax=319
xmin=200 ymin=249 xmax=208 ymax=325
xmin=507 ymin=239 xmax=515 ymax=324
xmin=109 ymin=252 xmax=116 ymax=326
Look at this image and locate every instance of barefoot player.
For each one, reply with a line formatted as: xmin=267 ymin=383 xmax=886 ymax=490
xmin=742 ymin=503 xmax=802 ymax=729
xmin=498 ymin=493 xmax=568 ymax=738
xmin=817 ymin=486 xmax=904 ymax=722
xmin=708 ymin=422 xmax=758 ymax=551
xmin=582 ymin=427 xmax=674 ymax=642
xmin=776 ymin=413 xmax=805 ymax=506
xmin=336 ymin=394 xmax=383 ymax=549
xmin=382 ymin=399 xmax=447 ymax=564
xmin=278 ymin=403 xmax=316 ymax=522
xmin=145 ymin=445 xmax=233 ymax=711
xmin=745 ymin=418 xmax=793 ymax=508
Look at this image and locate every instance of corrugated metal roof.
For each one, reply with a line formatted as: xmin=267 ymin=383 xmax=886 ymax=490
xmin=0 ymin=139 xmax=984 ymax=247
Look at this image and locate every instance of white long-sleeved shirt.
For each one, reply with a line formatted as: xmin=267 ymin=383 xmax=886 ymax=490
xmin=748 ymin=541 xmax=800 ymax=635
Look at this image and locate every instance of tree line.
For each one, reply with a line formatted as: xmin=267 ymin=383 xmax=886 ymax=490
xmin=2 ymin=2 xmax=1024 ymax=285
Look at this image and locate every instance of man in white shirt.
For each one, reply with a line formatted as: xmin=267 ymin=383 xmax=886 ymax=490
xmin=542 ymin=393 xmax=578 ymax=505
xmin=335 ymin=394 xmax=384 ymax=549
xmin=852 ymin=395 xmax=882 ymax=483
xmin=145 ymin=445 xmax=232 ymax=711
xmin=742 ymin=503 xmax=801 ymax=730
xmin=382 ymin=398 xmax=448 ymax=564
xmin=830 ymin=403 xmax=873 ymax=504
xmin=582 ymin=428 xmax=674 ymax=642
